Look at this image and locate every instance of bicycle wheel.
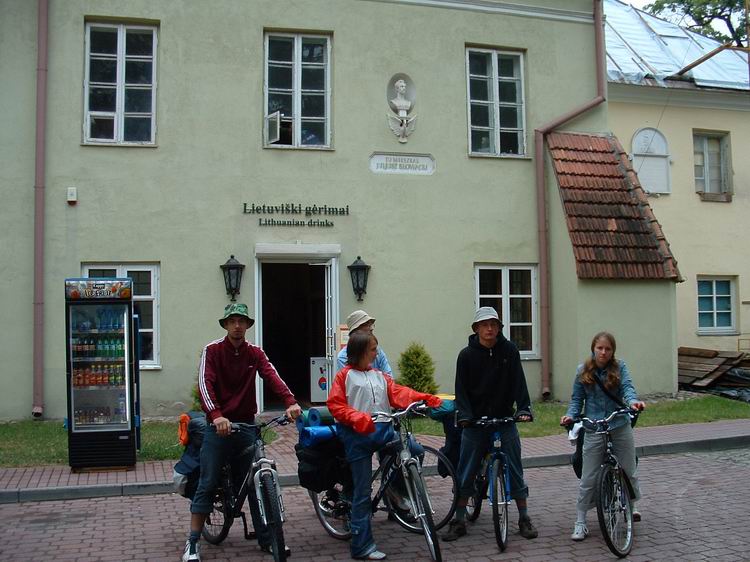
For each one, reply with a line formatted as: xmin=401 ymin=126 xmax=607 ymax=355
xmin=260 ymin=472 xmax=287 ymax=562
xmin=202 ymin=471 xmax=234 ymax=545
xmin=490 ymin=459 xmax=508 ymax=552
xmin=466 ymin=459 xmax=488 ymax=522
xmin=308 ymin=484 xmax=352 ymax=540
xmin=390 ymin=446 xmax=457 ymax=533
xmin=596 ymin=465 xmax=634 ymax=558
xmin=407 ymin=463 xmax=442 ymax=562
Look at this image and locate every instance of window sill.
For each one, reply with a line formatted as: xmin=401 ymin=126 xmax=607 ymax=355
xmin=81 ymin=142 xmax=157 ymax=148
xmin=468 ymin=153 xmax=532 ymax=160
xmin=264 ymin=144 xmax=334 ymax=151
xmin=139 ymin=364 xmax=162 ymax=371
xmin=520 ymin=354 xmax=540 ymax=361
xmin=697 ymin=331 xmax=739 ymax=337
xmin=697 ymin=191 xmax=732 ymax=202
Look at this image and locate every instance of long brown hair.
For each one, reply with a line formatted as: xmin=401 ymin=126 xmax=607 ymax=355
xmin=346 ymin=331 xmax=378 ymax=368
xmin=579 ymin=331 xmax=620 ymax=391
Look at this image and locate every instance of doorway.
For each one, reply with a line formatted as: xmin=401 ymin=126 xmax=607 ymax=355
xmin=259 ymin=262 xmax=326 ymax=409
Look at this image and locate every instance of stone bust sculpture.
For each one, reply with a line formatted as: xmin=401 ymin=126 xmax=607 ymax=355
xmin=390 ymin=78 xmax=411 ymax=116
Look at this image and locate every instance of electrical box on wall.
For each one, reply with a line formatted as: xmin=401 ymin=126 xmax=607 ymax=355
xmin=67 ymin=187 xmax=78 ymax=205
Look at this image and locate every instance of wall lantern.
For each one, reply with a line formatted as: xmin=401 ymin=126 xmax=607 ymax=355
xmin=347 ymin=256 xmax=371 ymax=301
xmin=220 ymin=255 xmax=245 ymax=301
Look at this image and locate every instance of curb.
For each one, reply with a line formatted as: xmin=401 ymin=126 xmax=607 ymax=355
xmin=2 ymin=435 xmax=749 ymax=504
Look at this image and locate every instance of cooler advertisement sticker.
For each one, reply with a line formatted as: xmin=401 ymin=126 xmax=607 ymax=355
xmin=65 ymin=278 xmax=132 ymax=300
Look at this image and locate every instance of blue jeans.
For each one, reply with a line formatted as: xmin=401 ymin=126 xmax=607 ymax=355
xmin=456 ymin=424 xmax=528 ymax=501
xmin=190 ymin=425 xmax=271 ymax=547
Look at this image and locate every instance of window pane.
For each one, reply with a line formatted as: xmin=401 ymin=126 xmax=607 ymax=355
xmin=90 ymin=116 xmax=115 ymax=139
xmin=697 ymin=280 xmax=713 ymax=296
xmin=138 ymin=331 xmax=154 ymax=361
xmin=479 ymin=269 xmax=502 ymax=294
xmin=87 ymin=269 xmax=117 ymax=278
xmin=715 ymin=280 xmax=730 ymax=295
xmin=499 ymin=106 xmax=518 ymax=128
xmin=127 ymin=270 xmax=152 ymax=296
xmin=301 ymin=39 xmax=326 ymax=63
xmin=498 ymin=81 xmax=518 ymax=103
xmin=509 ymin=270 xmax=531 ymax=294
xmin=123 ymin=117 xmax=151 ymax=141
xmin=277 ymin=119 xmax=293 ymax=145
xmin=301 ymin=67 xmax=325 ymax=90
xmin=471 ymin=129 xmax=493 ymax=153
xmin=698 ymin=296 xmax=713 ymax=312
xmin=90 ymin=28 xmax=118 ymax=54
xmin=510 ymin=297 xmax=531 ymax=322
xmin=478 ymin=298 xmax=502 ymax=322
xmin=499 ymin=131 xmax=520 ymax=154
xmin=470 ymin=104 xmax=491 ymax=127
xmin=89 ymin=87 xmax=116 ymax=111
xmin=300 ymin=121 xmax=325 ymax=145
xmin=470 ymin=78 xmax=490 ymax=101
xmin=468 ymin=52 xmax=490 ymax=76
xmin=716 ymin=312 xmax=732 ymax=327
xmin=301 ymin=94 xmax=325 ymax=117
xmin=510 ymin=325 xmax=532 ymax=351
xmin=125 ymin=88 xmax=152 ymax=112
xmin=134 ymin=301 xmax=153 ymax=329
xmin=497 ymin=55 xmax=518 ymax=77
xmin=89 ymin=58 xmax=117 ymax=83
xmin=268 ymin=37 xmax=293 ymax=61
xmin=125 ymin=30 xmax=153 ymax=56
xmin=269 ymin=64 xmax=292 ymax=89
xmin=716 ymin=296 xmax=731 ymax=311
xmin=125 ymin=60 xmax=152 ymax=84
xmin=268 ymin=93 xmax=292 ymax=116
xmin=698 ymin=312 xmax=714 ymax=328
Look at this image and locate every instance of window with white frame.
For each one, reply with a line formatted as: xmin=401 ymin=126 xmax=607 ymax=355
xmin=475 ymin=265 xmax=537 ymax=355
xmin=697 ymin=277 xmax=736 ymax=334
xmin=264 ymin=33 xmax=330 ymax=148
xmin=84 ymin=23 xmax=157 ymax=144
xmin=631 ymin=127 xmax=671 ymax=194
xmin=83 ymin=264 xmax=160 ymax=366
xmin=693 ymin=132 xmax=732 ymax=199
xmin=466 ymin=48 xmax=526 ymax=156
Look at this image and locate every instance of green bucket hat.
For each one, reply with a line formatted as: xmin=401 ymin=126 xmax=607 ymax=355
xmin=219 ymin=303 xmax=255 ymax=328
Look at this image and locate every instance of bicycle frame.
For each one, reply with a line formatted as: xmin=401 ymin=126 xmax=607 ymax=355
xmin=486 ymin=434 xmax=511 ymax=509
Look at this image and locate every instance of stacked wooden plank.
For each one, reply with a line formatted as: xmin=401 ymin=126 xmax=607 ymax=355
xmin=678 ymin=347 xmax=750 ymax=389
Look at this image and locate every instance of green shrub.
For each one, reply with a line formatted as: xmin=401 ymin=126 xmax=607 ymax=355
xmin=397 ymin=342 xmax=439 ymax=394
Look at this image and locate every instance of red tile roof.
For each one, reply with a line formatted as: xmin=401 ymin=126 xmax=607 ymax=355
xmin=547 ymin=132 xmax=681 ymax=281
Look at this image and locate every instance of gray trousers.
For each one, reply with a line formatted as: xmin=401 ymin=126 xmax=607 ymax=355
xmin=576 ymin=423 xmax=641 ymax=512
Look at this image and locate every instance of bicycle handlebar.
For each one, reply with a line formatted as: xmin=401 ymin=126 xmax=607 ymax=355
xmin=572 ymin=407 xmax=639 ymax=427
xmin=228 ymin=414 xmax=290 ymax=433
xmin=465 ymin=416 xmax=517 ymax=427
xmin=371 ymin=400 xmax=428 ymax=421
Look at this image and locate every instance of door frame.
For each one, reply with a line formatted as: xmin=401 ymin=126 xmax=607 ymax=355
xmin=254 ymin=243 xmax=341 ymax=412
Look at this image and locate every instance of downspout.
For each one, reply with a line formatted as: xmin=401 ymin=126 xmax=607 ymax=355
xmin=535 ymin=0 xmax=606 ymax=398
xmin=32 ymin=0 xmax=49 ymax=417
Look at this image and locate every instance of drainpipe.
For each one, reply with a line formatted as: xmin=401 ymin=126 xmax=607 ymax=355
xmin=32 ymin=0 xmax=49 ymax=418
xmin=535 ymin=0 xmax=606 ymax=398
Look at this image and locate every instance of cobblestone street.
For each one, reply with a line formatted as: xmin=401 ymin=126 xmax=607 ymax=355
xmin=2 ymin=449 xmax=749 ymax=562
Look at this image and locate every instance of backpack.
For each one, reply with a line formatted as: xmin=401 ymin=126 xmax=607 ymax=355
xmin=173 ymin=412 xmax=207 ymax=498
xmin=295 ymin=436 xmax=352 ymax=492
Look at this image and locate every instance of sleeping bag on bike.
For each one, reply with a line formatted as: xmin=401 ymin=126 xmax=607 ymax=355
xmin=295 ymin=436 xmax=352 ymax=493
xmin=173 ymin=411 xmax=208 ymax=498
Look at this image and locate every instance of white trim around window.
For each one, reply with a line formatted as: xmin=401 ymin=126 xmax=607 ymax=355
xmin=82 ymin=263 xmax=161 ymax=368
xmin=475 ymin=265 xmax=538 ymax=358
xmin=466 ymin=47 xmax=526 ymax=157
xmin=697 ymin=276 xmax=737 ymax=335
xmin=693 ymin=131 xmax=732 ymax=200
xmin=83 ymin=22 xmax=158 ymax=145
xmin=264 ymin=32 xmax=331 ymax=148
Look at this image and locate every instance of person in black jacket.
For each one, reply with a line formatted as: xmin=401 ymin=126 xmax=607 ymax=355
xmin=442 ymin=307 xmax=538 ymax=541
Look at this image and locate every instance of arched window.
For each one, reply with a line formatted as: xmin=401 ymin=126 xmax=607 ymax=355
xmin=631 ymin=128 xmax=670 ymax=194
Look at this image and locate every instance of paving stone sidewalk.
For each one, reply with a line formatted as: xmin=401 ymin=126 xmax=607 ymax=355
xmin=2 ymin=418 xmax=749 ymax=504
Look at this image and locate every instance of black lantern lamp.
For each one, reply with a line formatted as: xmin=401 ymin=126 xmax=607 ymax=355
xmin=220 ymin=255 xmax=245 ymax=301
xmin=348 ymin=256 xmax=370 ymax=301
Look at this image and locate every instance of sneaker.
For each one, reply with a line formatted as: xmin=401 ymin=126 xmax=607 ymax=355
xmin=518 ymin=516 xmax=538 ymax=539
xmin=386 ymin=488 xmax=411 ymax=512
xmin=260 ymin=544 xmax=292 ymax=557
xmin=571 ymin=522 xmax=589 ymax=541
xmin=354 ymin=550 xmax=387 ymax=560
xmin=442 ymin=519 xmax=467 ymax=541
xmin=182 ymin=539 xmax=201 ymax=562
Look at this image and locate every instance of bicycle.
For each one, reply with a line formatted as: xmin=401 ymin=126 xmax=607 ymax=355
xmin=568 ymin=407 xmax=640 ymax=558
xmin=308 ymin=400 xmax=458 ymax=562
xmin=462 ymin=416 xmax=516 ymax=552
xmin=201 ymin=414 xmax=290 ymax=562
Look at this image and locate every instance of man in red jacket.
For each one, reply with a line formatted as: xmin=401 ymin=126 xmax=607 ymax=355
xmin=182 ymin=303 xmax=301 ymax=562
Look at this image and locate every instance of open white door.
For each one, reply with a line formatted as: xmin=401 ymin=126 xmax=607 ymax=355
xmin=324 ymin=257 xmax=339 ymax=396
xmin=254 ymin=257 xmax=264 ymax=413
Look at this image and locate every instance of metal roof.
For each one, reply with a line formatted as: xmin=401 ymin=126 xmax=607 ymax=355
xmin=604 ymin=0 xmax=749 ymax=91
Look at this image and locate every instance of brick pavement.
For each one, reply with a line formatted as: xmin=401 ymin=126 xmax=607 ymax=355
xmin=2 ymin=418 xmax=750 ymax=503
xmin=1 ymin=449 xmax=749 ymax=561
